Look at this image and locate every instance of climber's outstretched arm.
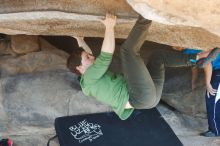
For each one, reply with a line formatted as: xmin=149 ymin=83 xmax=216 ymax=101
xmin=73 ymin=36 xmax=93 ymax=54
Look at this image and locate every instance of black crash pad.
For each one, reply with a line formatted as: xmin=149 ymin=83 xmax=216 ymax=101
xmin=54 ymin=108 xmax=183 ymax=146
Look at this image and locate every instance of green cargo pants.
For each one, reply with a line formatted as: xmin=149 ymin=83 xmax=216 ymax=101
xmin=120 ymin=16 xmax=197 ymax=109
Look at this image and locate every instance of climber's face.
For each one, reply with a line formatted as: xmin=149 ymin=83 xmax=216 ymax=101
xmin=76 ymin=51 xmax=95 ymax=74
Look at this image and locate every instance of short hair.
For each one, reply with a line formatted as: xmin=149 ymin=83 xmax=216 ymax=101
xmin=67 ymin=47 xmax=84 ymax=76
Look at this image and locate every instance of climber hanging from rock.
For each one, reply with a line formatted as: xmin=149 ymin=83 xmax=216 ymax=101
xmin=67 ymin=13 xmax=220 ymax=120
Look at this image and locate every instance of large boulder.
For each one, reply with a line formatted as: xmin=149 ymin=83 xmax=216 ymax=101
xmin=0 ymin=71 xmax=111 ymax=145
xmin=0 ymin=0 xmax=220 ymax=49
xmin=0 ymin=37 xmax=69 ymax=76
xmin=11 ymin=35 xmax=40 ymax=54
xmin=127 ymin=0 xmax=220 ymax=38
xmin=163 ymin=67 xmax=206 ymax=117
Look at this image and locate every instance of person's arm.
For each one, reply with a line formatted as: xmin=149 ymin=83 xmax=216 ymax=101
xmin=73 ymin=36 xmax=93 ymax=54
xmin=83 ymin=14 xmax=117 ymax=82
xmin=172 ymin=46 xmax=185 ymax=51
xmin=100 ymin=13 xmax=116 ymax=54
xmin=204 ymin=62 xmax=217 ymax=97
xmin=191 ymin=67 xmax=198 ymax=90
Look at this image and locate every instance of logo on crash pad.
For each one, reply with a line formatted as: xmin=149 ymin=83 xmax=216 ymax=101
xmin=69 ymin=119 xmax=103 ymax=143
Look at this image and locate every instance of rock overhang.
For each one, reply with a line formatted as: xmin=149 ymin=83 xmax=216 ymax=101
xmin=0 ymin=0 xmax=219 ymax=50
